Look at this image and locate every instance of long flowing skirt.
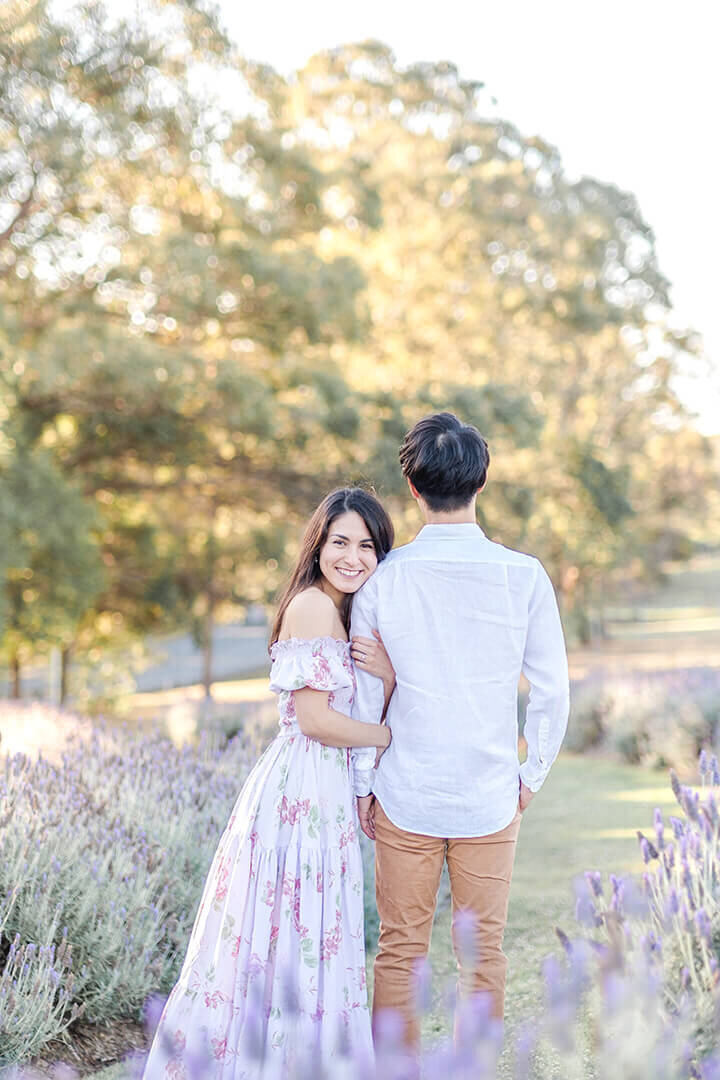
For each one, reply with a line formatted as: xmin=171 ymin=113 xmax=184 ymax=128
xmin=143 ymin=732 xmax=373 ymax=1079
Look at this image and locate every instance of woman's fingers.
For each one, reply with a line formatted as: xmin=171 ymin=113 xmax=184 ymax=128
xmin=351 ymin=635 xmax=376 ymax=666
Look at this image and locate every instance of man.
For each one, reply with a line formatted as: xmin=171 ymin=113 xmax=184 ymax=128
xmin=350 ymin=411 xmax=569 ymax=1046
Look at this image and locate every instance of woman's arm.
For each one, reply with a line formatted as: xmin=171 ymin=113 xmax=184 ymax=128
xmin=350 ymin=630 xmax=396 ymax=712
xmin=294 ymin=688 xmax=391 ymax=749
xmin=280 ymin=589 xmax=390 ymax=750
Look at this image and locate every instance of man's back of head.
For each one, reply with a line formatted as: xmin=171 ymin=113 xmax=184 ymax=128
xmin=398 ymin=412 xmax=490 ymax=513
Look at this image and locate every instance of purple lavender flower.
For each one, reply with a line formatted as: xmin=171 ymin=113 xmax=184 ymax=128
xmin=411 ymin=956 xmax=432 ymax=1015
xmin=699 ymin=1054 xmax=720 ymax=1080
xmin=452 ymin=908 xmax=479 ymax=970
xmin=670 ymin=769 xmax=682 ymax=804
xmin=653 ymin=808 xmax=665 ymax=850
xmin=574 ymin=884 xmax=599 ymax=928
xmin=695 ymin=907 xmax=712 ymax=943
xmin=584 ymin=870 xmax=603 ymax=898
xmin=514 ymin=1022 xmax=538 ymax=1080
xmin=670 ymin=816 xmax=686 ymax=839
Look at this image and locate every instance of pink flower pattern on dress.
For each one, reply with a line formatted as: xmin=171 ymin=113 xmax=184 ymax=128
xmin=210 ymin=1037 xmax=227 ymax=1061
xmin=142 ymin=637 xmax=371 ymax=1079
xmin=278 ymin=795 xmax=311 ymax=825
xmin=203 ymin=989 xmax=229 ymax=1010
xmin=213 ymin=859 xmax=229 ymax=905
xmin=320 ymin=908 xmax=344 ymax=962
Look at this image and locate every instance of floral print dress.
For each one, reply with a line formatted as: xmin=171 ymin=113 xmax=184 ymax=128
xmin=143 ymin=636 xmax=374 ymax=1079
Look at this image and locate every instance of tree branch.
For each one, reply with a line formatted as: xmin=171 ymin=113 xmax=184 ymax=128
xmin=0 ymin=183 xmax=37 ymax=250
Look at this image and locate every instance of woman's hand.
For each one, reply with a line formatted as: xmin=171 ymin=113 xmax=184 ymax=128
xmin=351 ymin=630 xmax=396 ymax=695
xmin=374 ymin=722 xmax=391 ymax=769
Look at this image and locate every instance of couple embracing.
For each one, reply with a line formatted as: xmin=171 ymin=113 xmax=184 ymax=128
xmin=143 ymin=412 xmax=570 ymax=1077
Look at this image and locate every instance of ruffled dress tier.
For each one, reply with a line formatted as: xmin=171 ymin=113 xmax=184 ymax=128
xmin=143 ymin=636 xmax=374 ymax=1079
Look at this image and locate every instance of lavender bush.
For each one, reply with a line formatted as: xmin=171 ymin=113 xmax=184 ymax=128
xmin=3 ymin=701 xmax=720 ymax=1076
xmin=568 ymin=667 xmax=720 ymax=771
xmin=569 ymin=751 xmax=720 ymax=1075
xmin=0 ymin=712 xmax=254 ymax=1065
xmin=126 ymin=938 xmax=710 ymax=1080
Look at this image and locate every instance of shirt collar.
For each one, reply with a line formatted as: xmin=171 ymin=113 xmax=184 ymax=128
xmin=415 ymin=523 xmax=486 ymax=541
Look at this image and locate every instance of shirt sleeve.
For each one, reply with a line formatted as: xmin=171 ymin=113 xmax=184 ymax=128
xmin=519 ymin=561 xmax=570 ymax=792
xmin=349 ymin=574 xmax=385 ymax=797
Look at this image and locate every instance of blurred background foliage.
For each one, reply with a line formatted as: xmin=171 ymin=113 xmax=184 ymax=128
xmin=1 ymin=0 xmax=718 ymax=698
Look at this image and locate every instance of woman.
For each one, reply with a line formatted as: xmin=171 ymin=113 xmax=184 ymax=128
xmin=143 ymin=488 xmax=395 ymax=1079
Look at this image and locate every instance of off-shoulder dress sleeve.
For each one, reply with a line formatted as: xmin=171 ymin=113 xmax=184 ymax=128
xmin=269 ymin=636 xmax=355 ymax=694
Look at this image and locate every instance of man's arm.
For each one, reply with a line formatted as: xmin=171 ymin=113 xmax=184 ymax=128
xmin=349 ymin=574 xmax=385 ymax=803
xmin=519 ymin=561 xmax=570 ymax=798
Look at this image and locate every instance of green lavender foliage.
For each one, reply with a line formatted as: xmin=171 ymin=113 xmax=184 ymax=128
xmin=0 ymin=890 xmax=81 ymax=1061
xmin=3 ymin=707 xmax=720 ymax=1076
xmin=571 ymin=752 xmax=720 ymax=1073
xmin=0 ymin=711 xmax=254 ymax=1062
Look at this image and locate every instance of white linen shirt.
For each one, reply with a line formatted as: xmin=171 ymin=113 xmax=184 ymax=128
xmin=350 ymin=523 xmax=569 ymax=837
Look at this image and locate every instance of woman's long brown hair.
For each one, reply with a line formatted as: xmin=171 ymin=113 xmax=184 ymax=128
xmin=269 ymin=488 xmax=394 ymax=649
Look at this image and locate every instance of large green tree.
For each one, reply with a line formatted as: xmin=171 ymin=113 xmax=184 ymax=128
xmin=0 ymin=439 xmax=105 ymax=696
xmin=1 ymin=1 xmax=376 ymax=688
xmin=285 ymin=43 xmax=714 ymax=631
xmin=2 ymin=14 xmax=715 ymax=693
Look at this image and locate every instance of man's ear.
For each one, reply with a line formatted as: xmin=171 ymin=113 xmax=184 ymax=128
xmin=407 ymin=478 xmax=421 ymax=500
xmin=478 ymin=477 xmax=487 ymax=494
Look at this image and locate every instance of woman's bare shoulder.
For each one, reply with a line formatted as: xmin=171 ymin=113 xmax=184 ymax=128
xmin=281 ymin=588 xmax=340 ymax=638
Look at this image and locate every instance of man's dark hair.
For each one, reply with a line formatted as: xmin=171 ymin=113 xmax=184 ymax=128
xmin=399 ymin=412 xmax=490 ymax=511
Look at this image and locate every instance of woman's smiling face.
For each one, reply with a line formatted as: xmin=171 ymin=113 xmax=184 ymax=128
xmin=317 ymin=510 xmax=379 ymax=603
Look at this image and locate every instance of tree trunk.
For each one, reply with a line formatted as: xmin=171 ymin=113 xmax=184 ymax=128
xmin=10 ymin=649 xmax=21 ymax=699
xmin=202 ymin=524 xmax=217 ymax=701
xmin=202 ymin=600 xmax=214 ymax=700
xmin=60 ymin=645 xmax=72 ymax=706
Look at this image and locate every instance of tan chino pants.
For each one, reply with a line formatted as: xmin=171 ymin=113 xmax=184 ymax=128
xmin=373 ymin=800 xmax=522 ymax=1047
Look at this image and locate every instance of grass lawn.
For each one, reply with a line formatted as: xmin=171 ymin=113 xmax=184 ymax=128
xmin=362 ymin=752 xmax=679 ymax=1067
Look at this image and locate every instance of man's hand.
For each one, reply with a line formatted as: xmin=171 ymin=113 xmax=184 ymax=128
xmin=357 ymin=794 xmax=376 ymax=840
xmin=519 ymin=780 xmax=535 ymax=813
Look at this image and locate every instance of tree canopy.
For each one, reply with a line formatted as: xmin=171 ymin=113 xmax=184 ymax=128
xmin=1 ymin=5 xmax=716 ymax=694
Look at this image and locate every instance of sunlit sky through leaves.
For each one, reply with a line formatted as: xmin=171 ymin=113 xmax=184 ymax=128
xmin=218 ymin=0 xmax=719 ymax=434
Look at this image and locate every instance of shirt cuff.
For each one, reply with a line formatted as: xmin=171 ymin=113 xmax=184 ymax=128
xmin=519 ymin=762 xmax=547 ymax=793
xmin=353 ymin=769 xmax=374 ymax=798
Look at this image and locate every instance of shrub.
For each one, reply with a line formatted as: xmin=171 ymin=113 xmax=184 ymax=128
xmin=0 ymin=709 xmax=254 ymax=1065
xmin=568 ymin=667 xmax=720 ymax=771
